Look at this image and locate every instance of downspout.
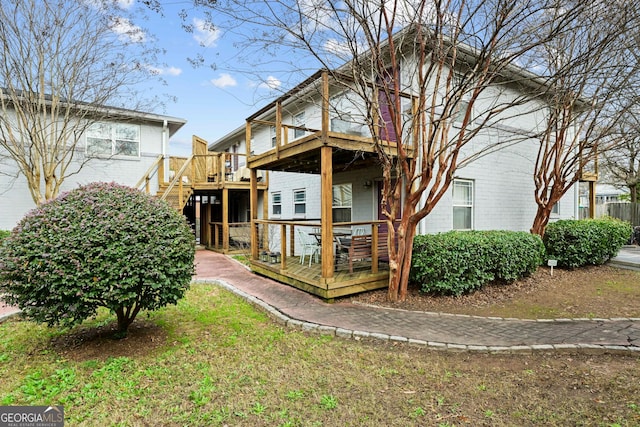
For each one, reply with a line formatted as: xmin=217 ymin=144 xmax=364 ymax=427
xmin=162 ymin=119 xmax=169 ymax=183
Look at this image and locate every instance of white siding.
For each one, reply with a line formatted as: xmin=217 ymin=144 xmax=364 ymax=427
xmin=0 ymin=121 xmax=168 ymax=231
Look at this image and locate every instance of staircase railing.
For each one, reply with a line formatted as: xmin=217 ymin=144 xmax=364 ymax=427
xmin=160 ymin=154 xmax=195 ymax=210
xmin=134 ymin=154 xmax=164 ymax=194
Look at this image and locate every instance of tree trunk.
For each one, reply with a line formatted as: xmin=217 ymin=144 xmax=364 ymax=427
xmin=387 ymin=216 xmax=417 ymax=302
xmin=114 ymin=304 xmax=140 ymax=338
xmin=630 ymin=184 xmax=638 ymax=203
xmin=531 ymin=205 xmax=552 ymax=237
xmin=397 ymin=223 xmax=417 ymax=301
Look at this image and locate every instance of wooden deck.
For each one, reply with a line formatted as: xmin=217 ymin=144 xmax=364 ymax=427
xmin=250 ymin=255 xmax=389 ymax=300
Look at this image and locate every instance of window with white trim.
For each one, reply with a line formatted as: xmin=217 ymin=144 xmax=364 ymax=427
xmin=270 ymin=126 xmax=277 ymax=147
xmin=271 ymin=192 xmax=281 ymax=216
xmin=332 ymin=183 xmax=352 ymax=222
xmin=293 ymin=189 xmax=306 ymax=216
xmin=452 ymin=179 xmax=473 ymax=230
xmin=86 ymin=122 xmax=140 ymax=157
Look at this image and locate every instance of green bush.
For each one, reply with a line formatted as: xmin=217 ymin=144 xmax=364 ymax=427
xmin=543 ymin=217 xmax=630 ymax=268
xmin=0 ymin=230 xmax=9 ymax=242
xmin=0 ymin=182 xmax=195 ymax=336
xmin=411 ymin=231 xmax=544 ymax=296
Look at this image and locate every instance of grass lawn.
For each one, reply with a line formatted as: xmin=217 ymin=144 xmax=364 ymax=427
xmin=1 ymin=283 xmax=639 ymax=426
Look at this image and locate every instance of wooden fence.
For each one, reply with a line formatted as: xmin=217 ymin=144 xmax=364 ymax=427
xmin=604 ymin=202 xmax=640 ymax=226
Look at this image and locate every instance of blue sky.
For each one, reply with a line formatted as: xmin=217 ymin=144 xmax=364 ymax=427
xmin=127 ymin=1 xmax=289 ymax=156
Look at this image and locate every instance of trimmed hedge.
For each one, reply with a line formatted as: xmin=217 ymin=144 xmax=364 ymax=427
xmin=0 ymin=230 xmax=9 ymax=242
xmin=411 ymin=231 xmax=544 ymax=296
xmin=0 ymin=182 xmax=195 ymax=335
xmin=543 ymin=217 xmax=630 ymax=268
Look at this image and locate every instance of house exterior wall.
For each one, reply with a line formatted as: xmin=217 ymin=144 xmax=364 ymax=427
xmin=214 ymin=61 xmax=579 ymax=237
xmin=0 ymin=118 xmax=172 ymax=231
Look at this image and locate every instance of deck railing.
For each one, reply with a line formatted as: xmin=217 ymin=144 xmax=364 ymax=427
xmin=209 ymin=221 xmax=252 ymax=252
xmin=134 ymin=154 xmax=165 ymax=194
xmin=252 ymin=219 xmax=388 ymax=275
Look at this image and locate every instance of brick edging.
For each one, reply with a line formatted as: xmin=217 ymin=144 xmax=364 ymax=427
xmin=194 ymin=278 xmax=640 ymax=355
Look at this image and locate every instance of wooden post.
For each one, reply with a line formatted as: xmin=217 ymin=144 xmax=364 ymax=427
xmin=320 ymin=145 xmax=334 ymax=279
xmin=201 ymin=203 xmax=211 ymax=247
xmin=289 ymin=224 xmax=295 ymax=257
xmin=275 ymin=101 xmax=282 ymax=158
xmin=280 ymin=224 xmax=287 ymax=270
xmin=321 ymin=71 xmax=329 ymax=142
xmin=589 ymin=181 xmax=596 ymax=219
xmin=222 ymin=188 xmax=229 ymax=251
xmin=372 ymin=224 xmax=379 ymax=273
xmin=158 ymin=156 xmax=165 ymax=187
xmin=262 ymin=189 xmax=269 ymax=252
xmin=250 ymin=168 xmax=259 ymax=260
xmin=246 ymin=120 xmax=252 ymax=156
xmin=320 ymin=72 xmax=334 ymax=279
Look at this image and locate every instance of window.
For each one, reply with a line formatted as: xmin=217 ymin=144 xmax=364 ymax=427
xmin=270 ymin=126 xmax=277 ymax=147
xmin=86 ymin=122 xmax=140 ymax=157
xmin=548 ymin=188 xmax=560 ymax=215
xmin=454 ymin=99 xmax=470 ymax=126
xmin=452 ymin=72 xmax=472 ymax=127
xmin=332 ymin=183 xmax=352 ymax=222
xmin=452 ymin=179 xmax=473 ymax=230
xmin=271 ymin=192 xmax=281 ymax=216
xmin=293 ymin=112 xmax=305 ymax=139
xmin=293 ymin=189 xmax=306 ymax=216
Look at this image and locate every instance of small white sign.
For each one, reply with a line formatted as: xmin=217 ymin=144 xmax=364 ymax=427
xmin=547 ymin=259 xmax=558 ymax=267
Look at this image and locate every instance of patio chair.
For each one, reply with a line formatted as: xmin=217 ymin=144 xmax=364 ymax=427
xmin=297 ymin=229 xmax=320 ymax=267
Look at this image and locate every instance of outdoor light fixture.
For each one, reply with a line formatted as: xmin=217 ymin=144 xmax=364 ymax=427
xmin=363 ymin=180 xmax=372 ymax=188
xmin=269 ymin=252 xmax=281 ymax=263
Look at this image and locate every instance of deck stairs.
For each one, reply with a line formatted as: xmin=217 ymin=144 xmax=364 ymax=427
xmin=157 ymin=183 xmax=193 ymax=212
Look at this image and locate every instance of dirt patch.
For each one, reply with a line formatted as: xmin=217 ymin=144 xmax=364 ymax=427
xmin=346 ymin=264 xmax=640 ymax=319
xmin=50 ymin=319 xmax=168 ymax=362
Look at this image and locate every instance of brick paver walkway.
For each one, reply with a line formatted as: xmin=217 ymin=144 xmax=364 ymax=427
xmin=194 ymin=250 xmax=640 ymax=354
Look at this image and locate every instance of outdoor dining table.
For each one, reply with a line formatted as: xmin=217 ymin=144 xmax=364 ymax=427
xmin=309 ymin=230 xmax=351 ymax=246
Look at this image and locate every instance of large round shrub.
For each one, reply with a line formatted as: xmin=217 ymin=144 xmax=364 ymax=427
xmin=0 ymin=182 xmax=195 ymax=336
xmin=543 ymin=217 xmax=631 ymax=268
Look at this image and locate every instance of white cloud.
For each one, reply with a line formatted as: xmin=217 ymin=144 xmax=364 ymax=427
xmin=259 ymin=76 xmax=282 ymax=90
xmin=147 ymin=66 xmax=183 ymax=76
xmin=193 ymin=17 xmax=220 ymax=48
xmin=323 ymin=38 xmax=352 ymax=57
xmin=116 ymin=0 xmax=134 ymax=9
xmin=211 ymin=73 xmax=237 ymax=88
xmin=110 ymin=17 xmax=146 ymax=43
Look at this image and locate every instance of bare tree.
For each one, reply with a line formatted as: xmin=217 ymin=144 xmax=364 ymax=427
xmin=0 ymin=0 xmax=163 ymax=204
xmin=600 ymin=109 xmax=640 ymax=203
xmin=529 ymin=1 xmax=640 ymax=236
xmin=185 ymin=0 xmax=591 ymax=301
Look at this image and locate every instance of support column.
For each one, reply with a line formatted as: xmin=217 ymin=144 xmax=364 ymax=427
xmin=321 ymin=145 xmax=334 ymax=279
xmin=588 ymin=181 xmax=596 ymax=219
xmin=222 ymin=188 xmax=229 ymax=251
xmin=320 ymin=71 xmax=334 ymax=280
xmin=250 ymin=168 xmax=259 ymax=260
